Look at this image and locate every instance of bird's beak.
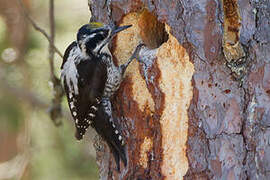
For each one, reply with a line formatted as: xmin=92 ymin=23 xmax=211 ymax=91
xmin=111 ymin=24 xmax=132 ymax=36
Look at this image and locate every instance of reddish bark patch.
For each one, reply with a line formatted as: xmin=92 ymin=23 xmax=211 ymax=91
xmin=139 ymin=58 xmax=165 ymax=179
xmin=204 ymin=0 xmax=221 ymax=62
xmin=224 ymin=89 xmax=231 ymax=94
xmin=113 ymin=70 xmax=164 ymax=179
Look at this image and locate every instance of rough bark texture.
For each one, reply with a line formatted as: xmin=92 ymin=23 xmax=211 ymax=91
xmin=89 ymin=0 xmax=270 ymax=179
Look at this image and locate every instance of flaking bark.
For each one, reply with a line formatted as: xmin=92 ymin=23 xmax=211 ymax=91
xmin=89 ymin=0 xmax=270 ymax=179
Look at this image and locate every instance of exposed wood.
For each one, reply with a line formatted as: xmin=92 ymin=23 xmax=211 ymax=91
xmin=89 ymin=0 xmax=270 ymax=179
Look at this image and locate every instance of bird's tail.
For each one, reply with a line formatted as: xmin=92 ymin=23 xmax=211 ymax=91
xmin=93 ymin=98 xmax=127 ymax=171
xmin=109 ymin=142 xmax=127 ymax=171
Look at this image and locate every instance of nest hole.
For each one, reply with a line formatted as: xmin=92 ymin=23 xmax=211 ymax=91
xmin=138 ymin=10 xmax=168 ymax=49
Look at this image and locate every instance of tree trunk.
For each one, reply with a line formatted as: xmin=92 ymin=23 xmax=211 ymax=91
xmin=88 ymin=0 xmax=270 ymax=179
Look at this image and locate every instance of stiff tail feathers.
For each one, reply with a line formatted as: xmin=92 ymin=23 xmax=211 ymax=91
xmin=93 ymin=99 xmax=127 ymax=170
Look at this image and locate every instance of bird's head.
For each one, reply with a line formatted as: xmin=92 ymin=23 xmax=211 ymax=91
xmin=77 ymin=22 xmax=132 ymax=56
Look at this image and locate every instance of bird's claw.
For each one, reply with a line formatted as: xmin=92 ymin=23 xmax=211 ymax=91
xmin=131 ymin=42 xmax=146 ymax=64
xmin=122 ymin=42 xmax=146 ymax=71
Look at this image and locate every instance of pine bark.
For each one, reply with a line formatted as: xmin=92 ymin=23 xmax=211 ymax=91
xmin=89 ymin=0 xmax=270 ymax=179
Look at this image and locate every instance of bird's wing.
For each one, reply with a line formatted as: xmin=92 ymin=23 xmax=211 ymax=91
xmin=62 ymin=41 xmax=107 ymax=140
xmin=73 ymin=57 xmax=107 ymax=140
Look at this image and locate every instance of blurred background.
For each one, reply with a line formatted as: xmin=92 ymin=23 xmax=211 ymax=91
xmin=0 ymin=0 xmax=99 ymax=179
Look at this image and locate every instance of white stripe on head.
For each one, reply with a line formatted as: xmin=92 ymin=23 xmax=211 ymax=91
xmin=93 ymin=28 xmax=112 ymax=55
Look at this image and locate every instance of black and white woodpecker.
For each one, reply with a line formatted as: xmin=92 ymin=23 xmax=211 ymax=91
xmin=61 ymin=22 xmax=143 ymax=170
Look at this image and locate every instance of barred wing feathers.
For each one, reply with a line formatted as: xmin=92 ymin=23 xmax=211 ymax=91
xmin=61 ymin=41 xmax=107 ymax=140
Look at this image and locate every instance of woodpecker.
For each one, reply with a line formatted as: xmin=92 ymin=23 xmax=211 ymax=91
xmin=61 ymin=22 xmax=143 ymax=170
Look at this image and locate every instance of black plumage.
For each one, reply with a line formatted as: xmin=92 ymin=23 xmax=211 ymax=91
xmin=93 ymin=99 xmax=127 ymax=169
xmin=62 ymin=46 xmax=108 ymax=140
xmin=61 ymin=23 xmax=129 ymax=170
